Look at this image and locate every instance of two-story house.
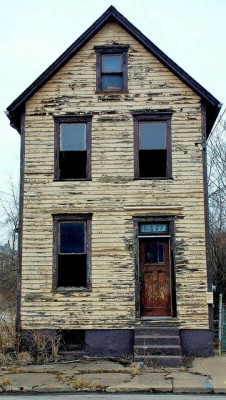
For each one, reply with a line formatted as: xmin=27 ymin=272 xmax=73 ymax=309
xmin=6 ymin=6 xmax=221 ymax=364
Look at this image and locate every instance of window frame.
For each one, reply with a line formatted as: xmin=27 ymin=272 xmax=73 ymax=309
xmin=53 ymin=214 xmax=92 ymax=291
xmin=95 ymin=45 xmax=129 ymax=93
xmin=54 ymin=115 xmax=92 ymax=181
xmin=133 ymin=113 xmax=172 ymax=180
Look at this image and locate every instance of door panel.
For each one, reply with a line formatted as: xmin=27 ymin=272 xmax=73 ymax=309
xmin=140 ymin=238 xmax=171 ymax=316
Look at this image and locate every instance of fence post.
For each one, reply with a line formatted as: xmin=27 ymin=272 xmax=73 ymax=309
xmin=219 ymin=293 xmax=223 ymax=356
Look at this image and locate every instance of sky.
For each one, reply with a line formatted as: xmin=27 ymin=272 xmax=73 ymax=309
xmin=0 ymin=0 xmax=225 ymax=198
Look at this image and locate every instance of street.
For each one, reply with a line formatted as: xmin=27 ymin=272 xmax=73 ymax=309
xmin=0 ymin=394 xmax=225 ymax=399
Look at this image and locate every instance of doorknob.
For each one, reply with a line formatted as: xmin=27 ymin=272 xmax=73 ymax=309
xmin=140 ymin=273 xmax=144 ymax=285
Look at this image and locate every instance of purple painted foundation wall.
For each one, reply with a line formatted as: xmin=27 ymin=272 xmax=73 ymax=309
xmin=20 ymin=328 xmax=213 ymax=358
xmin=179 ymin=329 xmax=214 ymax=357
xmin=85 ymin=329 xmax=134 ymax=357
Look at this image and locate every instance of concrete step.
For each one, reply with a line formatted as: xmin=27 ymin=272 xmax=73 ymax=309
xmin=135 ymin=335 xmax=180 ymax=346
xmin=135 ymin=326 xmax=180 ymax=336
xmin=134 ymin=344 xmax=182 ymax=356
xmin=134 ymin=354 xmax=183 ymax=367
xmin=134 ymin=325 xmax=182 ymax=366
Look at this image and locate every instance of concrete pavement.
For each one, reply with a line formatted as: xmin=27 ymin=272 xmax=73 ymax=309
xmin=0 ymin=355 xmax=225 ymax=394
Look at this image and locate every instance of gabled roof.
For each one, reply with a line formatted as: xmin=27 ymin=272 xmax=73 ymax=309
xmin=6 ymin=5 xmax=221 ymax=135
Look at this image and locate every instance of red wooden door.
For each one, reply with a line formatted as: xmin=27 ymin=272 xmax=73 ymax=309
xmin=139 ymin=238 xmax=171 ymax=316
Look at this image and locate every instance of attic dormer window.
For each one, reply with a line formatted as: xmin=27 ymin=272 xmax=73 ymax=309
xmin=95 ymin=45 xmax=129 ymax=92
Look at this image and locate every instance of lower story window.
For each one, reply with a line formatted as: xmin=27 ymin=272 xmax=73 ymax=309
xmin=53 ymin=214 xmax=91 ymax=289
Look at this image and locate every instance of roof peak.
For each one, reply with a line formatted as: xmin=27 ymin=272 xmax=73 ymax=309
xmin=6 ymin=5 xmax=221 ymax=134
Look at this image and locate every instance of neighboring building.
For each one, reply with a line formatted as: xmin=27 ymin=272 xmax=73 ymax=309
xmin=6 ymin=6 xmax=221 ymax=364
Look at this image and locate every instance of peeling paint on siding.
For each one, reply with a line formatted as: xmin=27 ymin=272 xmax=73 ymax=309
xmin=21 ymin=21 xmax=208 ymax=331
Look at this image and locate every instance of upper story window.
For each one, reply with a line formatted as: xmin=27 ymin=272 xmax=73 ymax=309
xmin=133 ymin=113 xmax=172 ymax=179
xmin=54 ymin=115 xmax=92 ymax=180
xmin=95 ymin=45 xmax=129 ymax=92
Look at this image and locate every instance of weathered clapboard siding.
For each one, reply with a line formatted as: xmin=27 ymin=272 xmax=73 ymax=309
xmin=20 ymin=21 xmax=209 ymax=330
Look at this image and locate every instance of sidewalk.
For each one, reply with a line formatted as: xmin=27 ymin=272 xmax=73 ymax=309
xmin=0 ymin=354 xmax=226 ymax=394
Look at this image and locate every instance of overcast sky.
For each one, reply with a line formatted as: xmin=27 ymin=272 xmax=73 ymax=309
xmin=0 ymin=0 xmax=225 ymax=197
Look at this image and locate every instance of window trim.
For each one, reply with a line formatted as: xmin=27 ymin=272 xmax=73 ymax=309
xmin=95 ymin=45 xmax=129 ymax=93
xmin=54 ymin=115 xmax=92 ymax=181
xmin=133 ymin=113 xmax=172 ymax=180
xmin=53 ymin=214 xmax=92 ymax=291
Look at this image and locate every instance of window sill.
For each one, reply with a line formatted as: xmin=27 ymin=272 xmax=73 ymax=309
xmin=133 ymin=177 xmax=174 ymax=181
xmin=53 ymin=179 xmax=92 ymax=182
xmin=53 ymin=287 xmax=92 ymax=292
xmin=95 ymin=91 xmax=128 ymax=95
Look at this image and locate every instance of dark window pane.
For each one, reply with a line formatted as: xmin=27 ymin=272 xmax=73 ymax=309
xmin=158 ymin=243 xmax=164 ymax=263
xmin=140 ymin=122 xmax=165 ymax=149
xmin=145 ymin=242 xmax=158 ymax=264
xmin=60 ymin=123 xmax=86 ymax=150
xmin=102 ymin=74 xmax=123 ymax=90
xmin=60 ymin=222 xmax=85 ymax=253
xmin=102 ymin=55 xmax=122 ymax=72
xmin=140 ymin=223 xmax=169 ymax=233
xmin=59 ymin=151 xmax=87 ymax=179
xmin=59 ymin=330 xmax=84 ymax=351
xmin=144 ymin=241 xmax=164 ymax=264
xmin=139 ymin=149 xmax=167 ymax=178
xmin=58 ymin=254 xmax=86 ymax=287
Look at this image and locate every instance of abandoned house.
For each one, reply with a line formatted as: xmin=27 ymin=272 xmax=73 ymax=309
xmin=6 ymin=6 xmax=221 ymax=364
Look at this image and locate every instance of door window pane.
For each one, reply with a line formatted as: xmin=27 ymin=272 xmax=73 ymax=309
xmin=140 ymin=122 xmax=165 ymax=149
xmin=145 ymin=241 xmax=157 ymax=263
xmin=60 ymin=124 xmax=86 ymax=151
xmin=60 ymin=222 xmax=85 ymax=253
xmin=102 ymin=55 xmax=122 ymax=72
xmin=144 ymin=241 xmax=165 ymax=264
xmin=158 ymin=243 xmax=164 ymax=263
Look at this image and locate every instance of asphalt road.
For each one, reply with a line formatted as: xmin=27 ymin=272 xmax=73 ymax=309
xmin=0 ymin=394 xmax=225 ymax=399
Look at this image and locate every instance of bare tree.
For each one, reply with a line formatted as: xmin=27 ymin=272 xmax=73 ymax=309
xmin=207 ymin=109 xmax=226 ymax=301
xmin=208 ymin=109 xmax=226 ymax=231
xmin=0 ymin=178 xmax=19 ymax=320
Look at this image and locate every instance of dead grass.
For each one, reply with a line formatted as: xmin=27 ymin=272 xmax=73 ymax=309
xmin=0 ymin=378 xmax=11 ymax=389
xmin=0 ymin=322 xmax=16 ymax=352
xmin=0 ymin=322 xmax=63 ymax=366
xmin=129 ymin=362 xmax=142 ymax=375
xmin=56 ymin=371 xmax=104 ymax=390
xmin=69 ymin=378 xmax=104 ymax=390
xmin=16 ymin=351 xmax=33 ymax=365
xmin=32 ymin=331 xmax=62 ymax=363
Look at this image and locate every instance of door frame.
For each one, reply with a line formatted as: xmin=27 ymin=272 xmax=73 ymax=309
xmin=133 ymin=215 xmax=177 ymax=319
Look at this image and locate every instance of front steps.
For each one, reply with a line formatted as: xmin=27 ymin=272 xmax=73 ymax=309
xmin=134 ymin=325 xmax=183 ymax=366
